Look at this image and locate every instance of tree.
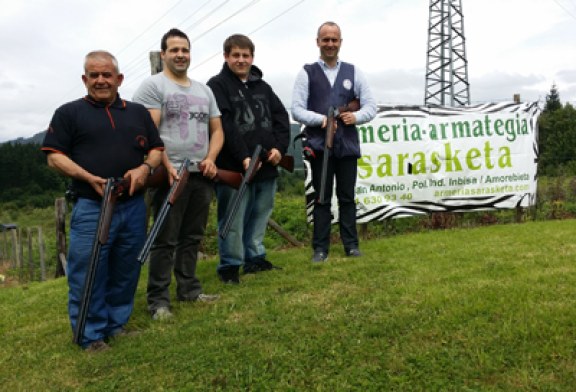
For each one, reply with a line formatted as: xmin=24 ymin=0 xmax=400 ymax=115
xmin=538 ymin=103 xmax=576 ymax=175
xmin=544 ymin=83 xmax=562 ymax=112
xmin=0 ymin=142 xmax=67 ymax=206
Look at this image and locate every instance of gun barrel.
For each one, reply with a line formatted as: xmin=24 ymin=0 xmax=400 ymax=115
xmin=137 ymin=202 xmax=170 ymax=264
xmin=318 ymin=106 xmax=336 ymax=204
xmin=73 ymin=178 xmax=115 ymax=346
xmin=136 ymin=159 xmax=190 ymax=265
xmin=219 ymin=145 xmax=262 ymax=239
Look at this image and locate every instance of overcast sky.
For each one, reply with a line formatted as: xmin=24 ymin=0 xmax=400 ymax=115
xmin=1 ymin=0 xmax=575 ymax=142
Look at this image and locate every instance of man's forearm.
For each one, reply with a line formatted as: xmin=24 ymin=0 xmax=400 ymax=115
xmin=207 ymin=117 xmax=224 ymax=161
xmin=47 ymin=153 xmax=94 ymax=182
xmin=145 ymin=149 xmax=163 ymax=169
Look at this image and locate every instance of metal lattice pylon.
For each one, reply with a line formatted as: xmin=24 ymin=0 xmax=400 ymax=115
xmin=424 ymin=0 xmax=470 ymax=106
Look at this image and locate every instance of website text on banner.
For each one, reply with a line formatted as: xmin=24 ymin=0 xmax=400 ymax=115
xmin=303 ymin=102 xmax=541 ymax=223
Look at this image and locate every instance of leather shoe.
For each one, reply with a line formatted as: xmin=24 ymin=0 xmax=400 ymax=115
xmin=218 ymin=266 xmax=240 ymax=284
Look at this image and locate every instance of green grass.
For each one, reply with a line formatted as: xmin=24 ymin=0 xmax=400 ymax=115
xmin=2 ymin=220 xmax=576 ymax=390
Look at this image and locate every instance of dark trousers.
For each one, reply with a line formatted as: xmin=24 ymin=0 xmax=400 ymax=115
xmin=310 ymin=153 xmax=359 ymax=254
xmin=146 ymin=175 xmax=213 ymax=311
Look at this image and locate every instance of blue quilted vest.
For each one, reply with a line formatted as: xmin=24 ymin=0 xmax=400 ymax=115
xmin=304 ymin=62 xmax=360 ymax=158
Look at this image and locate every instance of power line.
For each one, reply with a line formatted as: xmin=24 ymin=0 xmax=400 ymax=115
xmin=121 ymin=0 xmax=221 ymax=76
xmin=43 ymin=0 xmax=308 ymax=120
xmin=190 ymin=0 xmax=261 ymax=43
xmin=121 ymin=0 xmax=262 ymax=90
xmin=182 ymin=0 xmax=232 ymax=36
xmin=115 ymin=0 xmax=190 ymax=57
xmin=551 ymin=0 xmax=576 ymax=20
xmin=190 ymin=0 xmax=307 ymax=71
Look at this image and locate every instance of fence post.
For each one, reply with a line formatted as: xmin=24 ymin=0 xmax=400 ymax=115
xmin=38 ymin=226 xmax=46 ymax=281
xmin=55 ymin=197 xmax=67 ymax=277
xmin=18 ymin=228 xmax=24 ymax=281
xmin=10 ymin=229 xmax=18 ymax=269
xmin=0 ymin=230 xmax=6 ymax=261
xmin=150 ymin=51 xmax=162 ymax=75
xmin=360 ymin=223 xmax=368 ymax=239
xmin=27 ymin=228 xmax=34 ymax=281
xmin=267 ymin=218 xmax=303 ymax=247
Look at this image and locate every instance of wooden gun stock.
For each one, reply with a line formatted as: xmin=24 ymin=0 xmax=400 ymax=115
xmin=214 ymin=169 xmax=243 ymax=189
xmin=263 ymin=148 xmax=295 ymax=173
xmin=337 ymin=98 xmax=360 ymax=114
xmin=278 ymin=154 xmax=294 ymax=173
xmin=317 ymin=98 xmax=360 ymax=204
xmin=145 ymin=163 xmax=243 ymax=190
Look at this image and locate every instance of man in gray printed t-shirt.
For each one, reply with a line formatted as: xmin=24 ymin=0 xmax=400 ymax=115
xmin=133 ymin=28 xmax=224 ymax=321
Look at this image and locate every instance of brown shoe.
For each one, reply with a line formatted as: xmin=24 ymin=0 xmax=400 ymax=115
xmin=107 ymin=328 xmax=140 ymax=341
xmin=84 ymin=340 xmax=110 ymax=353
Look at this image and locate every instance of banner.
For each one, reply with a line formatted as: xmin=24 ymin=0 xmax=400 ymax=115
xmin=304 ymin=102 xmax=541 ymax=223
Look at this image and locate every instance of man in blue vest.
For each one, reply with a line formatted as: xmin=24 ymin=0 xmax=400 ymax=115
xmin=292 ymin=21 xmax=377 ymax=262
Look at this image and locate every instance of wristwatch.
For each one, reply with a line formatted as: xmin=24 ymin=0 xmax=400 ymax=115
xmin=142 ymin=162 xmax=154 ymax=176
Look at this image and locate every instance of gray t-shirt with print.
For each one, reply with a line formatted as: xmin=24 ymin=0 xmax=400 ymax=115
xmin=133 ymin=73 xmax=221 ymax=166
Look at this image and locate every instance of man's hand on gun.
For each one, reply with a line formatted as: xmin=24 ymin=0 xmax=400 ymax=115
xmin=89 ymin=176 xmax=108 ymax=197
xmin=199 ymin=158 xmax=218 ymax=179
xmin=338 ymin=111 xmax=357 ymax=125
xmin=266 ymin=148 xmax=282 ymax=166
xmin=243 ymin=157 xmax=262 ymax=174
xmin=321 ymin=98 xmax=361 ymax=130
xmin=125 ymin=164 xmax=150 ymax=196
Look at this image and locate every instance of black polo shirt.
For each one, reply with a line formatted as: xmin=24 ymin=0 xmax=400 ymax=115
xmin=42 ymin=95 xmax=164 ymax=200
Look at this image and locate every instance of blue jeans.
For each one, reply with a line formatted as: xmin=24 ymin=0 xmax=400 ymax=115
xmin=67 ymin=196 xmax=146 ymax=348
xmin=216 ymin=178 xmax=277 ymax=272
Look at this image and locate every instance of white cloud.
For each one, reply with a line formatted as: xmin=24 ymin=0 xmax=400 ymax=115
xmin=0 ymin=0 xmax=575 ymax=142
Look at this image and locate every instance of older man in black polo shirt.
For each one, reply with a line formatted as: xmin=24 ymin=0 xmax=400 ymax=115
xmin=42 ymin=50 xmax=164 ymax=352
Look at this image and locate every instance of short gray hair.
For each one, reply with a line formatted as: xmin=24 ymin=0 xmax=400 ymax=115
xmin=84 ymin=50 xmax=120 ymax=73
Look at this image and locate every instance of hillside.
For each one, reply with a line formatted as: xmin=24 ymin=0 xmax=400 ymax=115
xmin=2 ymin=220 xmax=576 ymax=390
xmin=1 ymin=130 xmax=46 ymax=145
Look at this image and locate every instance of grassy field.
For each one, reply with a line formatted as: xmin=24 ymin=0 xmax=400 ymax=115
xmin=1 ymin=219 xmax=576 ymax=391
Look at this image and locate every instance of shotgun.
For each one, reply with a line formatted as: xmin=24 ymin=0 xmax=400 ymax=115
xmin=219 ymin=145 xmax=263 ymax=239
xmin=263 ymin=148 xmax=295 ymax=173
xmin=317 ymin=99 xmax=361 ymax=204
xmin=73 ymin=176 xmax=130 ymax=346
xmin=318 ymin=106 xmax=337 ymax=204
xmin=276 ymin=154 xmax=295 ymax=173
xmin=146 ymin=162 xmax=243 ymax=190
xmin=136 ymin=159 xmax=191 ymax=265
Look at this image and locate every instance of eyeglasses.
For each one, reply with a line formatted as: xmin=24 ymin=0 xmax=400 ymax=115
xmin=86 ymin=72 xmax=114 ymax=79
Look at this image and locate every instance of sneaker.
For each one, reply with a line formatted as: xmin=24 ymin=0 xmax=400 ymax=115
xmin=346 ymin=249 xmax=362 ymax=257
xmin=151 ymin=306 xmax=173 ymax=321
xmin=257 ymin=259 xmax=282 ymax=271
xmin=84 ymin=340 xmax=110 ymax=353
xmin=218 ymin=267 xmax=240 ymax=284
xmin=243 ymin=262 xmax=261 ymax=274
xmin=195 ymin=293 xmax=220 ymax=302
xmin=312 ymin=251 xmax=328 ymax=262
